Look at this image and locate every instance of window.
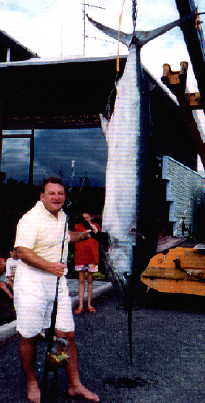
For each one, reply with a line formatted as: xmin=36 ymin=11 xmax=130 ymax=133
xmin=1 ymin=137 xmax=30 ymax=183
xmin=0 ymin=128 xmax=107 ymax=186
xmin=33 ymin=128 xmax=106 ymax=186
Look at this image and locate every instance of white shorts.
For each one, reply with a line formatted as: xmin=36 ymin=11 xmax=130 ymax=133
xmin=14 ymin=264 xmax=75 ymax=338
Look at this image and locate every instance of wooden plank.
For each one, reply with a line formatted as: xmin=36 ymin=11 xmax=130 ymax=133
xmin=185 ymin=92 xmax=203 ymax=109
xmin=142 ymin=277 xmax=205 ymax=296
xmin=141 ymin=266 xmax=205 ymax=280
xmin=143 ymin=247 xmax=205 ymax=271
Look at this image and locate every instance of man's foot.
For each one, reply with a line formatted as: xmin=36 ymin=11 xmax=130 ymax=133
xmin=68 ymin=384 xmax=100 ymax=402
xmin=74 ymin=306 xmax=84 ymax=314
xmin=27 ymin=380 xmax=41 ymax=403
xmin=87 ymin=305 xmax=96 ymax=313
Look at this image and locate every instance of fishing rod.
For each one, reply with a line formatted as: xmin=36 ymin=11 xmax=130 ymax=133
xmin=41 ymin=218 xmax=69 ymax=403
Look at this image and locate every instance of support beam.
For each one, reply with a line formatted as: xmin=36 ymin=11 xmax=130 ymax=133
xmin=161 ymin=61 xmax=188 ymax=102
xmin=161 ymin=61 xmax=205 ymax=169
xmin=175 ymin=0 xmax=205 ymax=112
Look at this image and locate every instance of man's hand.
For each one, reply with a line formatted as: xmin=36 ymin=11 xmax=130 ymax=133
xmin=16 ymin=247 xmax=66 ymax=276
xmin=89 ymin=224 xmax=99 ymax=234
xmin=47 ymin=262 xmax=66 ymax=277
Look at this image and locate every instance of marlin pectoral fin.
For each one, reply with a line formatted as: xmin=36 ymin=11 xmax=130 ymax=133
xmin=86 ymin=14 xmax=131 ymax=47
xmin=99 ymin=113 xmax=109 ymax=139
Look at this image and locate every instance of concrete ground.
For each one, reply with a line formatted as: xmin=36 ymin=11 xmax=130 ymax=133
xmin=1 ymin=287 xmax=205 ymax=402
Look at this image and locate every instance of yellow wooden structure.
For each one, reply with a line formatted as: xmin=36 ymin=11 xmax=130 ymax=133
xmin=141 ymin=247 xmax=205 ymax=296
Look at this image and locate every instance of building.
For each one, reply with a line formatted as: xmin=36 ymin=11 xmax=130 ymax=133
xmin=0 ymin=26 xmax=204 ymax=254
xmin=0 ymin=29 xmax=38 ymax=62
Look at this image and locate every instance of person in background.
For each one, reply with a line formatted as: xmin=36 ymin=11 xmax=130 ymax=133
xmin=74 ymin=211 xmax=101 ymax=314
xmin=0 ymin=257 xmax=6 ymax=281
xmin=0 ymin=257 xmax=13 ymax=298
xmin=6 ymin=248 xmax=19 ymax=287
xmin=13 ymin=177 xmax=99 ymax=403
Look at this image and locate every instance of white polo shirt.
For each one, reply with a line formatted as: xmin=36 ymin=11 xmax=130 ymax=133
xmin=14 ymin=200 xmax=70 ymax=301
xmin=14 ymin=200 xmax=70 ymax=265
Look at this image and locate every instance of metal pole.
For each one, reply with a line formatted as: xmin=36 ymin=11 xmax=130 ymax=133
xmin=29 ymin=128 xmax=34 ymax=185
xmin=83 ymin=1 xmax=86 ymax=56
xmin=82 ymin=1 xmax=105 ymax=56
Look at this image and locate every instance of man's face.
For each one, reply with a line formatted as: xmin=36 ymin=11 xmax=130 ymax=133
xmin=40 ymin=182 xmax=66 ymax=216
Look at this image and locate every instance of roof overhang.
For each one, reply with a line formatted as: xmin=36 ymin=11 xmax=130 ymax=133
xmin=0 ymin=53 xmax=178 ymax=129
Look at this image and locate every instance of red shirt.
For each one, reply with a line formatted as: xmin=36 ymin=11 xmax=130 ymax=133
xmin=74 ymin=222 xmax=101 ymax=265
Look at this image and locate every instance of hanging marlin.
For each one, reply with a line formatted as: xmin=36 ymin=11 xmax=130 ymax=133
xmin=87 ymin=9 xmax=204 ymax=361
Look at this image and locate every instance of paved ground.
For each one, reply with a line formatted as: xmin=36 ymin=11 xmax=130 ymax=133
xmin=1 ymin=287 xmax=205 ymax=402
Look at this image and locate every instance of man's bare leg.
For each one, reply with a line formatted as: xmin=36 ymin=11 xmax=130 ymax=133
xmin=19 ymin=336 xmax=40 ymax=403
xmin=56 ymin=330 xmax=100 ymax=402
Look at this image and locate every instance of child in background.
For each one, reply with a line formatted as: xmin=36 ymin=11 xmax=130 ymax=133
xmin=6 ymin=248 xmax=19 ymax=286
xmin=0 ymin=257 xmax=6 ymax=281
xmin=74 ymin=211 xmax=101 ymax=314
xmin=0 ymin=257 xmax=13 ymax=298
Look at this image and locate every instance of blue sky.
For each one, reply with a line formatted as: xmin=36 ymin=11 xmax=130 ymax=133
xmin=0 ymin=0 xmax=204 ymax=83
xmin=0 ymin=0 xmax=204 ymax=92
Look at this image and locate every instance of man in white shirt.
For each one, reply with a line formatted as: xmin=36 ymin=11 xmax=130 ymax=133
xmin=14 ymin=177 xmax=99 ymax=403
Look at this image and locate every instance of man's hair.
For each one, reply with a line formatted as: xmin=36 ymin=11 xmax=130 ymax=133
xmin=40 ymin=177 xmax=66 ymax=193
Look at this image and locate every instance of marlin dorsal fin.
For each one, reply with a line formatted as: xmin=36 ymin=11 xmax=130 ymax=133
xmin=99 ymin=113 xmax=109 ymax=140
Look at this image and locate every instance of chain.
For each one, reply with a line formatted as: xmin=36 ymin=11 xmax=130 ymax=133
xmin=132 ymin=0 xmax=137 ymax=33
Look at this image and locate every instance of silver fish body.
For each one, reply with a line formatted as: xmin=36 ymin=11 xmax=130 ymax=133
xmin=101 ymin=45 xmax=140 ymax=276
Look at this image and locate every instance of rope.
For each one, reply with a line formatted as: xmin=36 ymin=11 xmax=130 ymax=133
xmin=106 ymin=0 xmax=138 ymax=118
xmin=132 ymin=0 xmax=137 ymax=34
xmin=116 ymin=0 xmax=126 ymax=72
xmin=116 ymin=0 xmax=138 ymax=72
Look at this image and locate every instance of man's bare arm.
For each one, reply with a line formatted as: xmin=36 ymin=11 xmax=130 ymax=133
xmin=16 ymin=247 xmax=65 ymax=277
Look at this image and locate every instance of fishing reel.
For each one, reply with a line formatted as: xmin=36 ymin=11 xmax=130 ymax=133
xmin=47 ymin=337 xmax=70 ymax=370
